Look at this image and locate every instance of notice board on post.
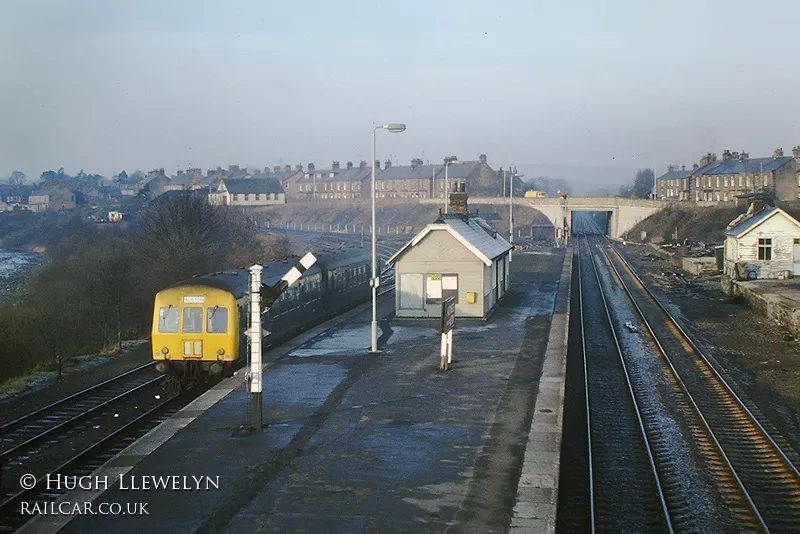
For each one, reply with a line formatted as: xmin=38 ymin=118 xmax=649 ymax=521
xmin=441 ymin=296 xmax=455 ymax=333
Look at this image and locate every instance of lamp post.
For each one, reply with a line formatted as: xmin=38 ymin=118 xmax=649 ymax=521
xmin=444 ymin=157 xmax=459 ymax=213
xmin=371 ymin=123 xmax=406 ymax=353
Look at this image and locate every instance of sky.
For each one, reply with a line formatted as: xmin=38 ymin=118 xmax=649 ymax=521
xmin=2 ymin=0 xmax=800 ymax=187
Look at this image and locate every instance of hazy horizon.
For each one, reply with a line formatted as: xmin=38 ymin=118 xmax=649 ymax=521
xmin=2 ymin=1 xmax=799 ymax=184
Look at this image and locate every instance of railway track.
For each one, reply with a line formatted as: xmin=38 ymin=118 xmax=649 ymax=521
xmin=0 ymin=363 xmax=182 ymax=528
xmin=602 ymin=236 xmax=800 ymax=531
xmin=563 ymin=212 xmax=800 ymax=531
xmin=562 ymin=233 xmax=672 ymax=532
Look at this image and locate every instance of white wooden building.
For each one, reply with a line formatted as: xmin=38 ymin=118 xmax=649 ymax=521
xmin=386 ymin=213 xmax=513 ymax=318
xmin=724 ymin=206 xmax=800 ymax=279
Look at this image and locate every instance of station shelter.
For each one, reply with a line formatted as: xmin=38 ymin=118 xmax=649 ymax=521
xmin=387 ymin=189 xmax=512 ymax=318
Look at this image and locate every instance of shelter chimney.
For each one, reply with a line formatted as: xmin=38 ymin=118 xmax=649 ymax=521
xmin=449 ymin=182 xmax=468 ymax=217
xmin=384 ymin=159 xmax=392 ymax=169
xmin=792 ymin=146 xmax=800 ymax=159
xmin=346 ymin=161 xmax=353 ymax=170
xmin=479 ymin=154 xmax=487 ymax=164
xmin=739 ymin=151 xmax=749 ymax=161
xmin=307 ymin=163 xmax=315 ymax=172
xmin=359 ymin=160 xmax=367 ymax=169
xmin=722 ymin=149 xmax=732 ymax=161
xmin=332 ymin=161 xmax=340 ymax=170
xmin=774 ymin=148 xmax=784 ymax=159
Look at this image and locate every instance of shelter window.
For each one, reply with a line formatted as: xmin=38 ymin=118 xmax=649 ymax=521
xmin=158 ymin=307 xmax=179 ymax=333
xmin=207 ymin=307 xmax=228 ymax=333
xmin=182 ymin=307 xmax=203 ymax=333
xmin=233 ymin=194 xmax=239 ymax=201
xmin=758 ymin=238 xmax=772 ymax=260
xmin=255 ymin=193 xmax=261 ymax=201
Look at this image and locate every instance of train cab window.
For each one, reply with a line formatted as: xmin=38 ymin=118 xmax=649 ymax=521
xmin=158 ymin=307 xmax=179 ymax=333
xmin=182 ymin=307 xmax=203 ymax=333
xmin=207 ymin=307 xmax=228 ymax=333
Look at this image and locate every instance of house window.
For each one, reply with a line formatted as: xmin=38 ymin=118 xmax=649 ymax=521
xmin=738 ymin=176 xmax=743 ymax=187
xmin=233 ymin=194 xmax=239 ymax=201
xmin=758 ymin=238 xmax=772 ymax=260
xmin=724 ymin=176 xmax=728 ymax=187
xmin=764 ymin=175 xmax=769 ymax=187
xmin=255 ymin=193 xmax=260 ymax=200
xmin=746 ymin=176 xmax=751 ymax=187
xmin=244 ymin=194 xmax=249 ymax=201
xmin=716 ymin=176 xmax=720 ymax=188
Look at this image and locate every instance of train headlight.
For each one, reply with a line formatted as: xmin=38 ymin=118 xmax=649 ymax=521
xmin=217 ymin=348 xmax=225 ymax=355
xmin=162 ymin=347 xmax=169 ymax=354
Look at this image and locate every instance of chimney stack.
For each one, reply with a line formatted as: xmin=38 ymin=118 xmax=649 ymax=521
xmin=346 ymin=161 xmax=353 ymax=170
xmin=449 ymin=182 xmax=468 ymax=217
xmin=384 ymin=159 xmax=392 ymax=169
xmin=273 ymin=166 xmax=281 ymax=173
xmin=295 ymin=164 xmax=303 ymax=172
xmin=411 ymin=158 xmax=423 ymax=168
xmin=479 ymin=154 xmax=487 ymax=164
xmin=774 ymin=147 xmax=784 ymax=159
xmin=667 ymin=165 xmax=675 ymax=172
xmin=681 ymin=164 xmax=686 ymax=171
xmin=739 ymin=151 xmax=749 ymax=161
xmin=722 ymin=149 xmax=732 ymax=161
xmin=332 ymin=161 xmax=340 ymax=170
xmin=693 ymin=163 xmax=699 ymax=170
xmin=308 ymin=163 xmax=315 ymax=172
xmin=284 ymin=165 xmax=292 ymax=172
xmin=359 ymin=160 xmax=367 ymax=169
xmin=374 ymin=160 xmax=381 ymax=171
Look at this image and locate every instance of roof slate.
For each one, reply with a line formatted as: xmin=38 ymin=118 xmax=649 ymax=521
xmin=222 ymin=178 xmax=284 ymax=195
xmin=657 ymin=170 xmax=692 ymax=181
xmin=296 ymin=167 xmax=372 ymax=184
xmin=388 ymin=214 xmax=512 ymax=266
xmin=703 ymin=156 xmax=793 ymax=175
xmin=724 ymin=206 xmax=800 ymax=237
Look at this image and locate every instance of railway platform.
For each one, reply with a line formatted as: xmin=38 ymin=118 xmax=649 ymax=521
xmin=727 ymin=278 xmax=800 ymax=340
xmin=18 ymin=250 xmax=569 ymax=533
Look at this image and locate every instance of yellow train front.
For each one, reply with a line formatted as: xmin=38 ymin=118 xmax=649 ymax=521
xmin=151 ymin=249 xmax=372 ymax=385
xmin=152 ymin=279 xmax=244 ymax=382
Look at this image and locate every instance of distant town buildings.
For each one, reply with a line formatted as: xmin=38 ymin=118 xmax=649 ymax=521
xmin=654 ymin=147 xmax=800 ymax=204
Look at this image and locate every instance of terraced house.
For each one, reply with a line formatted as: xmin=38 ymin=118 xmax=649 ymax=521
xmin=654 ymin=147 xmax=800 ymax=203
xmin=295 ymin=161 xmax=372 ymax=201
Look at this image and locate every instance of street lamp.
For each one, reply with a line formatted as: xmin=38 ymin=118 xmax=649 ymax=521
xmin=371 ymin=123 xmax=406 ymax=353
xmin=444 ymin=157 xmax=459 ymax=213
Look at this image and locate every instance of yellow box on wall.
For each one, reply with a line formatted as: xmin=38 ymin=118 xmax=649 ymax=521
xmin=466 ymin=292 xmax=477 ymax=304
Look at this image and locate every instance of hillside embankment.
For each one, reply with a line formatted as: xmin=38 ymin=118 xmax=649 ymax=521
xmin=249 ymin=201 xmax=552 ymax=237
xmin=628 ymin=202 xmax=800 ymax=245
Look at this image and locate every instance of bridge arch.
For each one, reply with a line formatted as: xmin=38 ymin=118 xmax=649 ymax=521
xmin=444 ymin=197 xmax=670 ymax=240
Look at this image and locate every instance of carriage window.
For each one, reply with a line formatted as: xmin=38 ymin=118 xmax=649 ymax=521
xmin=158 ymin=307 xmax=179 ymax=333
xmin=207 ymin=307 xmax=228 ymax=333
xmin=182 ymin=307 xmax=203 ymax=333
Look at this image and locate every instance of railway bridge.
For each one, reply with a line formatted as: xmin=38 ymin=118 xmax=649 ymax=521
xmin=425 ymin=196 xmax=670 ymax=240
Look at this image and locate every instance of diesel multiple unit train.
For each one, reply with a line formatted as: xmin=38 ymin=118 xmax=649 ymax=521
xmin=151 ymin=248 xmax=372 ymax=382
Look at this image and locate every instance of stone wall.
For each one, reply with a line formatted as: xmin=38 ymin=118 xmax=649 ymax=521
xmin=722 ymin=277 xmax=800 ymax=339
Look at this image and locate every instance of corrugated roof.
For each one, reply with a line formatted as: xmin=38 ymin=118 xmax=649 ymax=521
xmin=387 ymin=214 xmax=512 ymax=266
xmin=221 ymin=178 xmax=284 ymax=195
xmin=725 ymin=206 xmax=800 ymax=237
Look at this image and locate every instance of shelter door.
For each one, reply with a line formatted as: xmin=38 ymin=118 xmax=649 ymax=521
xmin=794 ymin=239 xmax=800 ymax=275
